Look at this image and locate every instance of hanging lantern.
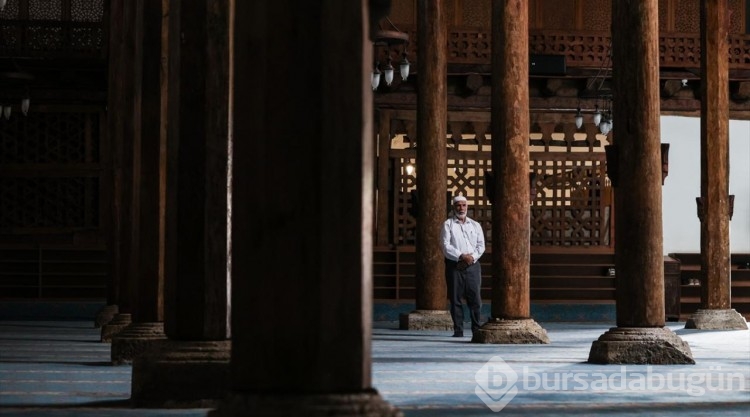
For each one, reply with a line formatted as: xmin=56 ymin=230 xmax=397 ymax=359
xmin=371 ymin=64 xmax=381 ymax=91
xmin=21 ymin=97 xmax=30 ymax=116
xmin=383 ymin=57 xmax=394 ymax=86
xmin=399 ymin=52 xmax=410 ymax=81
xmin=574 ymin=108 xmax=583 ymax=129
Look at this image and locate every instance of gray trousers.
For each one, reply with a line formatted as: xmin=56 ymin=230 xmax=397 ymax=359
xmin=445 ymin=259 xmax=482 ymax=333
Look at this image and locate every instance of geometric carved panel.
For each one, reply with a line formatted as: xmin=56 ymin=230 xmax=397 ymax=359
xmin=0 ymin=112 xmax=98 ymax=164
xmin=540 ymin=0 xmax=576 ymax=30
xmin=71 ymin=0 xmax=104 ymax=22
xmin=391 ymin=147 xmax=611 ymax=248
xmin=27 ymin=25 xmax=64 ymax=51
xmin=674 ymin=0 xmax=700 ymax=33
xmin=0 ymin=109 xmax=102 ymax=231
xmin=530 ymin=154 xmax=611 ymax=247
xmin=0 ymin=0 xmax=20 ymax=19
xmin=582 ymin=0 xmax=610 ymax=31
xmin=461 ymin=0 xmax=490 ymax=28
xmin=29 ymin=0 xmax=62 ymax=20
xmin=0 ymin=177 xmax=99 ymax=229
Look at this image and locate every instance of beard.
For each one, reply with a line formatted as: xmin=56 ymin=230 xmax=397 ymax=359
xmin=456 ymin=211 xmax=467 ymax=219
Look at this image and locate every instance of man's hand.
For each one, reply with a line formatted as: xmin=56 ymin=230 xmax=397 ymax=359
xmin=458 ymin=254 xmax=474 ymax=266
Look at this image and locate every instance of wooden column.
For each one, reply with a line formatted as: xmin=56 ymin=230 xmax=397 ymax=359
xmin=688 ymin=0 xmax=747 ymax=330
xmin=400 ymin=0 xmax=453 ymax=330
xmin=130 ymin=0 xmax=232 ymax=406
xmin=100 ymin=0 xmax=137 ymax=342
xmin=95 ymin=0 xmax=123 ymax=329
xmin=474 ymin=0 xmax=548 ymax=344
xmin=110 ymin=0 xmax=167 ymax=366
xmin=210 ymin=1 xmax=398 ymax=416
xmin=589 ymin=0 xmax=693 ymax=363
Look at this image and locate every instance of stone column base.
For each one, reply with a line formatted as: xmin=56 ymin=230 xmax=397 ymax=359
xmin=111 ymin=322 xmax=166 ymax=365
xmin=588 ymin=327 xmax=695 ymax=364
xmin=131 ymin=339 xmax=231 ymax=408
xmin=472 ymin=318 xmax=550 ymax=344
xmin=208 ymin=390 xmax=402 ymax=417
xmin=398 ymin=309 xmax=453 ymax=330
xmin=685 ymin=309 xmax=748 ymax=330
xmin=94 ymin=304 xmax=118 ymax=328
xmin=101 ymin=313 xmax=132 ymax=343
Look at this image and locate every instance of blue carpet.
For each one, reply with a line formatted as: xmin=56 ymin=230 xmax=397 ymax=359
xmin=1 ymin=320 xmax=748 ymax=416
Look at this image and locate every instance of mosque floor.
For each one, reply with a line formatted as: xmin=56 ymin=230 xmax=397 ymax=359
xmin=1 ymin=320 xmax=748 ymax=416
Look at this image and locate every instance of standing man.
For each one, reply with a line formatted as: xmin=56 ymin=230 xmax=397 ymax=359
xmin=441 ymin=195 xmax=486 ymax=337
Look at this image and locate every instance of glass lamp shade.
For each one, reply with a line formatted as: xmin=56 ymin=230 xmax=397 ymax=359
xmin=371 ymin=67 xmax=381 ymax=91
xmin=21 ymin=98 xmax=30 ymax=116
xmin=574 ymin=108 xmax=583 ymax=129
xmin=3 ymin=105 xmax=10 ymax=120
xmin=399 ymin=56 xmax=410 ymax=81
xmin=599 ymin=119 xmax=612 ymax=135
xmin=384 ymin=59 xmax=394 ymax=86
xmin=593 ymin=106 xmax=602 ymax=126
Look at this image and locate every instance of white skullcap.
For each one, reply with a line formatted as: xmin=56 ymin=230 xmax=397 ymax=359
xmin=453 ymin=195 xmax=467 ymax=203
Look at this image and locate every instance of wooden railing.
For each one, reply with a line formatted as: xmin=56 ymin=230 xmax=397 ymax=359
xmin=0 ymin=244 xmax=107 ymax=299
xmin=373 ymin=246 xmax=616 ymax=303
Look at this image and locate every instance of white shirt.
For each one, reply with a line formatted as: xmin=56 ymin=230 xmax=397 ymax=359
xmin=441 ymin=214 xmax=485 ymax=262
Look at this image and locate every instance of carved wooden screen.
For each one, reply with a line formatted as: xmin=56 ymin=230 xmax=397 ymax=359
xmin=386 ymin=117 xmax=613 ymax=248
xmin=529 ymin=153 xmax=611 ymax=246
xmin=0 ymin=107 xmax=104 ymax=234
xmin=0 ymin=0 xmax=105 ymax=58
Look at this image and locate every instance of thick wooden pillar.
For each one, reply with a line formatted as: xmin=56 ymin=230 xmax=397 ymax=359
xmin=210 ymin=1 xmax=398 ymax=415
xmin=400 ymin=0 xmax=452 ymax=330
xmin=96 ymin=0 xmax=123 ymax=329
xmin=688 ymin=0 xmax=748 ymax=330
xmin=100 ymin=0 xmax=137 ymax=342
xmin=473 ymin=0 xmax=548 ymax=344
xmin=589 ymin=0 xmax=693 ymax=363
xmin=110 ymin=0 xmax=167 ymax=366
xmin=612 ymin=1 xmax=664 ymax=330
xmin=130 ymin=0 xmax=232 ymax=406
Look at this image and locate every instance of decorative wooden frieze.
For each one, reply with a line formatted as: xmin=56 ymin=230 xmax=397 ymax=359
xmin=374 ymin=27 xmax=750 ymax=71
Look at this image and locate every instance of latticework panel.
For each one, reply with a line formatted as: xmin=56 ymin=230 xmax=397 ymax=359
xmin=390 ymin=119 xmax=612 ymax=247
xmin=530 ymin=153 xmax=611 ymax=247
xmin=0 ymin=0 xmax=20 ymax=19
xmin=0 ymin=109 xmax=103 ymax=232
xmin=461 ymin=0 xmax=490 ymax=28
xmin=0 ymin=112 xmax=98 ymax=164
xmin=26 ymin=25 xmax=64 ymax=51
xmin=71 ymin=0 xmax=104 ymax=22
xmin=540 ymin=0 xmax=577 ymax=30
xmin=70 ymin=25 xmax=103 ymax=50
xmin=29 ymin=0 xmax=63 ymax=20
xmin=389 ymin=141 xmax=611 ymax=248
xmin=0 ymin=177 xmax=99 ymax=229
xmin=0 ymin=0 xmax=104 ymax=56
xmin=393 ymin=155 xmax=417 ymax=245
xmin=581 ymin=0 xmax=610 ymax=31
